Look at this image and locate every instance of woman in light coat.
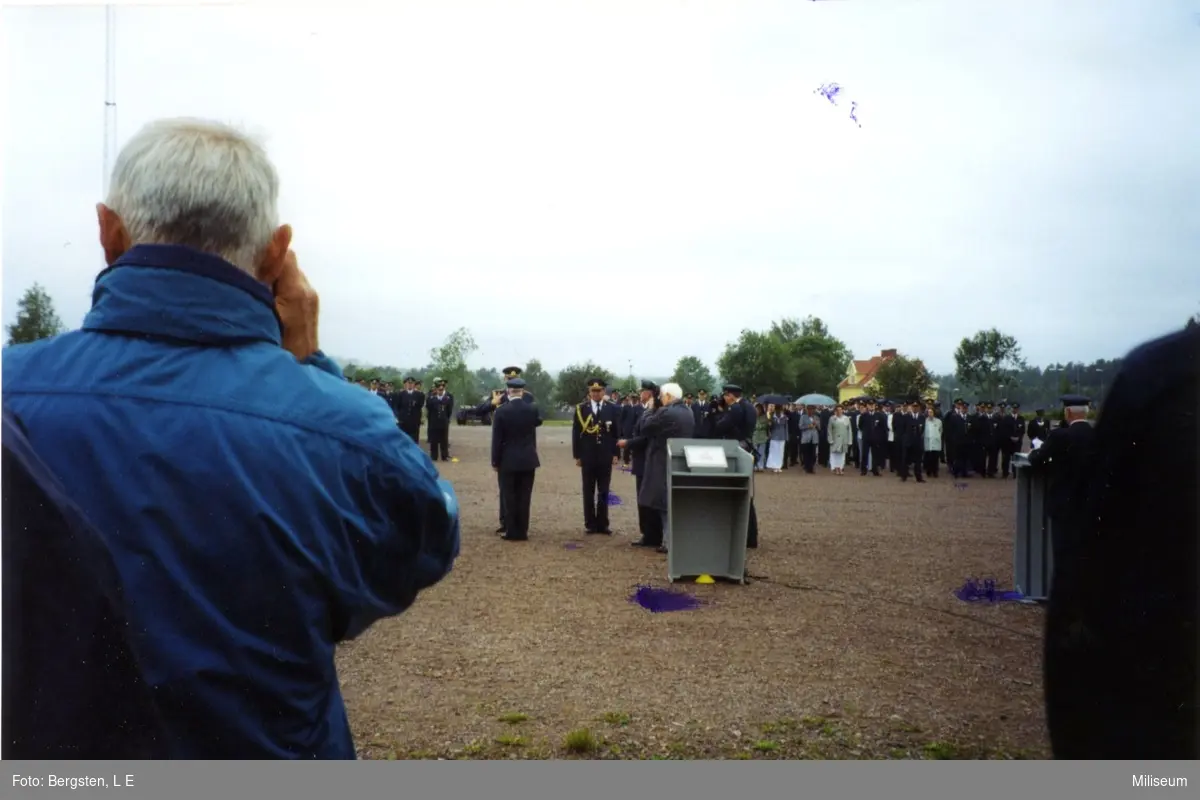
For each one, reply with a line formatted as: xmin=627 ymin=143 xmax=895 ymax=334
xmin=922 ymin=404 xmax=944 ymax=478
xmin=798 ymin=405 xmax=819 ymax=473
xmin=766 ymin=404 xmax=788 ymax=473
xmin=827 ymin=405 xmax=852 ymax=475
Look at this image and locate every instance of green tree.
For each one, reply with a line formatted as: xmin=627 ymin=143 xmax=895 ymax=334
xmin=953 ymin=328 xmax=1026 ymax=400
xmin=6 ymin=283 xmax=64 ymax=345
xmin=716 ymin=330 xmax=795 ymax=394
xmin=554 ymin=361 xmax=616 ymax=406
xmin=767 ymin=316 xmax=852 ymax=394
xmin=520 ymin=358 xmax=555 ymax=405
xmin=871 ymin=354 xmax=934 ymax=400
xmin=472 ymin=366 xmax=503 ymax=401
xmin=669 ymin=355 xmax=716 ymax=395
xmin=428 ymin=328 xmax=478 ymax=403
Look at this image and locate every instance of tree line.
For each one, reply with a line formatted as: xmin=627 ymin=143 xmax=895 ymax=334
xmin=7 ymin=282 xmax=1198 ymax=415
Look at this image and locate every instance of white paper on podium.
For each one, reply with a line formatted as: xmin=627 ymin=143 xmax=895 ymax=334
xmin=1030 ymin=438 xmax=1043 ymax=450
xmin=683 ymin=445 xmax=727 ymax=469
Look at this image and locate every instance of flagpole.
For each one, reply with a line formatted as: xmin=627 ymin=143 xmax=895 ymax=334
xmin=102 ymin=4 xmax=117 ymax=198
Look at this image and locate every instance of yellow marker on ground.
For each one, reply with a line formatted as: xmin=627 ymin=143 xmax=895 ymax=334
xmin=450 ymin=457 xmax=460 ymax=463
xmin=695 ymin=574 xmax=715 ymax=584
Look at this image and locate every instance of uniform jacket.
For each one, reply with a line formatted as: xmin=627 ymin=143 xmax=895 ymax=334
xmin=1 ymin=244 xmax=460 ymax=759
xmin=425 ymin=391 xmax=455 ymax=428
xmin=491 ymin=399 xmax=542 ymax=472
xmin=636 ymin=401 xmax=695 ymax=512
xmin=392 ymin=390 xmax=425 ymax=426
xmin=572 ymin=398 xmax=620 ymax=462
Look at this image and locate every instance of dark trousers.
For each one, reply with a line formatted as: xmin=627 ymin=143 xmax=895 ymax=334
xmin=985 ymin=445 xmax=1000 ymax=476
xmin=801 ymin=443 xmax=817 ymax=473
xmin=496 ymin=471 xmax=506 ymax=527
xmin=634 ymin=473 xmax=663 ymax=546
xmin=786 ymin=437 xmax=799 ymax=467
xmin=859 ymin=442 xmax=876 ymax=474
xmin=499 ymin=469 xmax=535 ymax=539
xmin=1001 ymin=444 xmax=1017 ymax=477
xmin=971 ymin=443 xmax=986 ymax=475
xmin=581 ymin=459 xmax=614 ymax=531
xmin=889 ymin=441 xmax=900 ymax=472
xmin=849 ymin=440 xmax=858 ymax=466
xmin=922 ymin=450 xmax=940 ymax=477
xmin=428 ymin=426 xmax=449 ymax=461
xmin=400 ymin=421 xmax=420 ymax=444
xmin=899 ymin=445 xmax=924 ymax=480
xmin=818 ymin=440 xmax=829 ymax=467
xmin=950 ymin=441 xmax=970 ymax=477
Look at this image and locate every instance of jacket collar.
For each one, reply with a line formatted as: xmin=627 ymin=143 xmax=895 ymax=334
xmin=83 ymin=244 xmax=283 ymax=346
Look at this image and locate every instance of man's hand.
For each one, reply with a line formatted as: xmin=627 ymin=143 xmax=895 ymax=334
xmin=272 ymin=250 xmax=320 ymax=361
xmin=575 ymin=459 xmax=582 ymax=467
xmin=616 ymin=440 xmax=627 ymax=449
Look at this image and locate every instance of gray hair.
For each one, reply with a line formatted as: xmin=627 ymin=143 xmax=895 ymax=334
xmin=105 ymin=118 xmax=280 ymax=273
xmin=660 ymin=382 xmax=683 ymax=403
xmin=1065 ymin=405 xmax=1089 ymax=419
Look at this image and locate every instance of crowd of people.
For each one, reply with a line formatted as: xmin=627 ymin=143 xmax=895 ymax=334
xmin=3 ymin=117 xmax=1194 ymax=761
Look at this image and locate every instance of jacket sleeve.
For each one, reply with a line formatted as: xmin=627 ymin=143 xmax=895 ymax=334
xmin=333 ymin=436 xmax=461 ymax=641
xmin=571 ymin=404 xmax=582 ymax=459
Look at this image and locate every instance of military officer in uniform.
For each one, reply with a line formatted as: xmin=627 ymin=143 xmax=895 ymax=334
xmin=1026 ymin=407 xmax=1050 ymax=445
xmin=573 ymin=377 xmax=621 ymax=534
xmin=490 ymin=378 xmax=542 ymax=542
xmin=1045 ymin=325 xmax=1197 ymax=759
xmin=999 ymin=401 xmax=1026 ymax=478
xmin=481 ymin=366 xmax=536 ymax=534
xmin=709 ymin=384 xmax=759 ymax=548
xmin=393 ymin=375 xmax=425 ymax=443
xmin=424 ymin=378 xmax=454 ymax=462
xmin=1026 ymin=395 xmax=1102 ymax=756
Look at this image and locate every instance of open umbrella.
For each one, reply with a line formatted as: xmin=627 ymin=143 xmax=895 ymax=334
xmin=795 ymin=393 xmax=835 ymax=406
xmin=756 ymin=394 xmax=789 ymax=406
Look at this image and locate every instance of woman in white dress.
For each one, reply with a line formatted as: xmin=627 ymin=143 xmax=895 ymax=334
xmin=827 ymin=404 xmax=852 ymax=474
xmin=766 ymin=405 xmax=788 ymax=472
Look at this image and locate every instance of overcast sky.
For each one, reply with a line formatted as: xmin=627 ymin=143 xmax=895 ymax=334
xmin=4 ymin=0 xmax=1198 ymax=377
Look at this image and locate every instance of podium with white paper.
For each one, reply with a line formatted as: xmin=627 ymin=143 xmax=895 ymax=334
xmin=1011 ymin=451 xmax=1054 ymax=601
xmin=664 ymin=439 xmax=754 ymax=584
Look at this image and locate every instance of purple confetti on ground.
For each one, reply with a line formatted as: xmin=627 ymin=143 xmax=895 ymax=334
xmin=607 ymin=492 xmax=623 ymax=506
xmin=955 ymin=577 xmax=1024 ymax=603
xmin=629 ymin=585 xmax=705 ymax=613
xmin=954 ymin=482 xmax=969 ymax=490
xmin=564 ymin=542 xmax=582 ymax=550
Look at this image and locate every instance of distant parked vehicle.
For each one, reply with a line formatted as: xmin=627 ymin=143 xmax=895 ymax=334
xmin=456 ymin=394 xmax=494 ymax=426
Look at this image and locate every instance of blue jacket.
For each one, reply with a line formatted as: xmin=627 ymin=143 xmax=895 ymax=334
xmin=2 ymin=244 xmax=461 ymax=759
xmin=2 ymin=409 xmax=169 ymax=759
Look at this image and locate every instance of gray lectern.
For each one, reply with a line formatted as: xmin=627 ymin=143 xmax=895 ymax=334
xmin=1012 ymin=452 xmax=1054 ymax=601
xmin=664 ymin=438 xmax=755 ymax=583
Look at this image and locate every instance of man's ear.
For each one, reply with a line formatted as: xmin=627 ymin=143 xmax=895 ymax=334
xmin=255 ymin=224 xmax=293 ymax=286
xmin=96 ymin=204 xmax=132 ymax=265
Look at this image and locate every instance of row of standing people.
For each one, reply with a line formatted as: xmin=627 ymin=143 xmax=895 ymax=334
xmin=356 ymin=375 xmax=457 ymax=462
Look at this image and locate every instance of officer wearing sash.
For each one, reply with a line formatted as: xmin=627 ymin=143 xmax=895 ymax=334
xmin=572 ymin=377 xmax=620 ymax=534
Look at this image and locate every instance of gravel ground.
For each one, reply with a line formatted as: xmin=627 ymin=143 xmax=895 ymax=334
xmin=339 ymin=423 xmax=1048 ymax=760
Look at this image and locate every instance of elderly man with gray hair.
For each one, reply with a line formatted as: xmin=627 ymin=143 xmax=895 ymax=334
xmin=632 ymin=382 xmax=695 ymax=553
xmin=2 ymin=118 xmax=461 ymax=759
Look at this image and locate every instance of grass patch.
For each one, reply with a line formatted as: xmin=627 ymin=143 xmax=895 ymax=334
xmin=498 ymin=712 xmax=529 ymax=724
xmin=752 ymin=740 xmax=779 ymax=753
xmin=541 ymin=418 xmax=572 ymax=426
xmin=564 ymin=728 xmax=600 ymax=754
xmin=461 ymin=741 xmax=485 ymax=755
xmin=495 ymin=733 xmax=528 ymax=747
xmin=923 ymin=741 xmax=967 ymax=760
xmin=600 ymin=711 xmax=631 ymax=726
